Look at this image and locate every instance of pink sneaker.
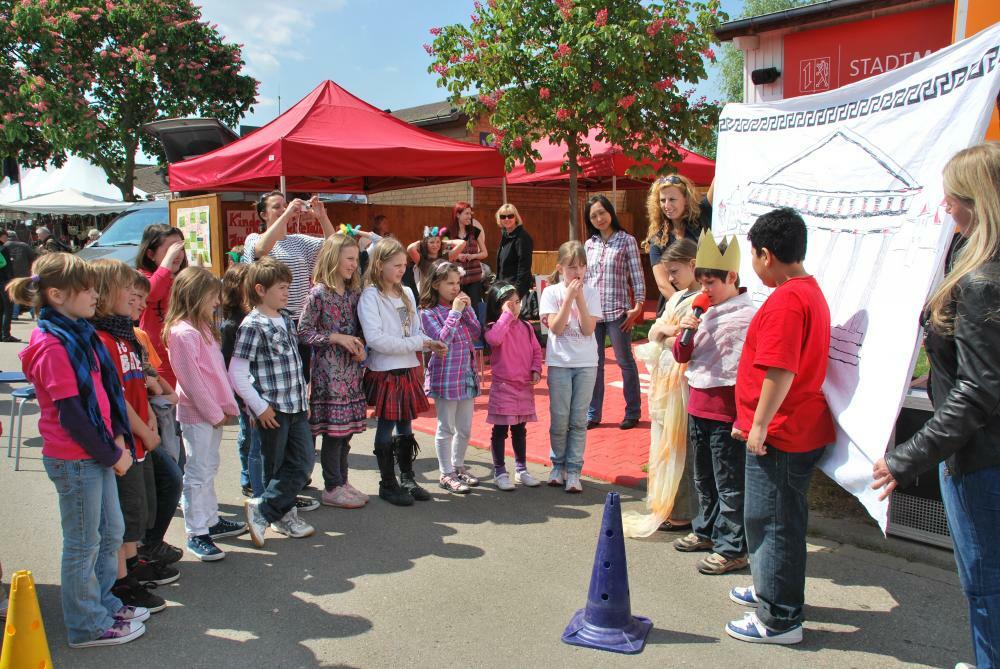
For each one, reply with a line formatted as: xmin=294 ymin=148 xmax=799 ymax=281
xmin=321 ymin=486 xmax=364 ymax=509
xmin=342 ymin=481 xmax=369 ymax=504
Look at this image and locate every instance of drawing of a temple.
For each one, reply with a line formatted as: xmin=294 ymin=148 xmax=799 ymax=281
xmin=717 ymin=128 xmax=933 ymax=367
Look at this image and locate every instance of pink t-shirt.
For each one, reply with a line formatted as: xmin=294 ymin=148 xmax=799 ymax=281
xmin=22 ymin=332 xmax=113 ymax=460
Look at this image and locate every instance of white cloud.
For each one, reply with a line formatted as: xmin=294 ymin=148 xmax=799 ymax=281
xmin=254 ymin=96 xmax=278 ymax=108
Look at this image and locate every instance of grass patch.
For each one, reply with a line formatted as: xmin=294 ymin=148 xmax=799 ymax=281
xmin=913 ymin=346 xmax=929 ymax=379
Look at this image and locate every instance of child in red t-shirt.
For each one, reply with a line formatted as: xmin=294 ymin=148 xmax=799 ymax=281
xmin=725 ymin=208 xmax=835 ymax=646
xmin=91 ymin=260 xmax=177 ymax=616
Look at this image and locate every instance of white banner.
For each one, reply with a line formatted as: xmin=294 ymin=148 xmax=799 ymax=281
xmin=714 ymin=25 xmax=1000 ymax=528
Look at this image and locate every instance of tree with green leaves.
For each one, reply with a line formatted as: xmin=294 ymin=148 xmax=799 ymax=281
xmin=0 ymin=0 xmax=258 ymax=200
xmin=717 ymin=0 xmax=815 ymax=102
xmin=427 ymin=0 xmax=725 ymax=239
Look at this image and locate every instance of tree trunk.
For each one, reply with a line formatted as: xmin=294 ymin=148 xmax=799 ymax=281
xmin=567 ymin=137 xmax=580 ymax=241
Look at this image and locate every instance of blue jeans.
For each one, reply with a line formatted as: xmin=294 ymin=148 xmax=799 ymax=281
xmin=690 ymin=415 xmax=746 ymax=558
xmin=548 ymin=366 xmax=597 ymax=475
xmin=745 ymin=445 xmax=826 ymax=632
xmin=939 ymin=463 xmax=1000 ymax=668
xmin=43 ymin=457 xmax=124 ymax=644
xmin=257 ymin=411 xmax=316 ymax=523
xmin=588 ymin=315 xmax=641 ymax=422
xmin=237 ymin=411 xmax=265 ymax=496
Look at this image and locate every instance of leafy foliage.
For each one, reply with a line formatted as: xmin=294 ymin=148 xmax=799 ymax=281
xmin=0 ymin=0 xmax=258 ymax=199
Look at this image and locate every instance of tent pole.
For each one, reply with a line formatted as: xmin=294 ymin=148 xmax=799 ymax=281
xmin=279 ymin=175 xmax=286 ymax=195
xmin=501 ymin=176 xmax=507 ymax=204
xmin=612 ymin=174 xmax=617 ymax=200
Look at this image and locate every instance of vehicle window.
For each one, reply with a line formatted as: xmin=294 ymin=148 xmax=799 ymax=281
xmin=92 ymin=207 xmax=168 ymax=246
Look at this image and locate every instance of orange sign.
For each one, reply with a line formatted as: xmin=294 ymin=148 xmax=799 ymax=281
xmin=784 ymin=4 xmax=953 ymax=98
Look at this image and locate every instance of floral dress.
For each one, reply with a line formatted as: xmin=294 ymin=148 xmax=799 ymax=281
xmin=298 ymin=285 xmax=367 ymax=437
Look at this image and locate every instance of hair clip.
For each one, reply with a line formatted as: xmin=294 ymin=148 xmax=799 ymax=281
xmin=30 ymin=274 xmax=39 ymax=283
xmin=456 ymin=266 xmax=466 ymax=277
xmin=339 ymin=224 xmax=360 ymax=237
xmin=423 ymin=226 xmax=446 ymax=239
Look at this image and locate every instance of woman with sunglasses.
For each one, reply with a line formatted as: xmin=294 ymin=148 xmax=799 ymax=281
xmin=644 ymin=175 xmax=714 ymax=314
xmin=494 ymin=204 xmax=535 ymax=298
xmin=446 ymin=202 xmax=489 ymax=310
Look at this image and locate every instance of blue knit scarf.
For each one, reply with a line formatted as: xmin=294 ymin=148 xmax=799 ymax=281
xmin=37 ymin=306 xmax=135 ymax=455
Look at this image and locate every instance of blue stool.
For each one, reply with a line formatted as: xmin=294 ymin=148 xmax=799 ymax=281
xmin=8 ymin=385 xmax=37 ymax=471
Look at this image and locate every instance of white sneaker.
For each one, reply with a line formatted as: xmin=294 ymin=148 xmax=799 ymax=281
xmin=244 ymin=498 xmax=268 ymax=548
xmin=726 ymin=611 xmax=802 ymax=645
xmin=514 ymin=470 xmax=540 ymax=487
xmin=547 ymin=469 xmax=565 ymax=487
xmin=270 ymin=508 xmax=315 ymax=538
xmin=565 ymin=473 xmax=583 ymax=493
xmin=495 ymin=472 xmax=515 ymax=491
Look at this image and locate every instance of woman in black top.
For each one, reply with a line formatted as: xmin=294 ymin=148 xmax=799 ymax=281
xmin=494 ymin=204 xmax=534 ymax=298
xmin=643 ymin=175 xmax=712 ymax=313
xmin=872 ymin=143 xmax=1000 ymax=669
xmin=447 ymin=201 xmax=488 ymax=309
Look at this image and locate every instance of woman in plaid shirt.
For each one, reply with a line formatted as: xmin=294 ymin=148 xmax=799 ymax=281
xmin=419 ymin=262 xmax=481 ymax=494
xmin=584 ymin=195 xmax=646 ymax=431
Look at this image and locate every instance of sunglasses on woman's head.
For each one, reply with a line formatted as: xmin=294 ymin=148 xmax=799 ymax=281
xmin=656 ymin=175 xmax=683 ymax=185
xmin=499 ymin=214 xmax=516 ymax=220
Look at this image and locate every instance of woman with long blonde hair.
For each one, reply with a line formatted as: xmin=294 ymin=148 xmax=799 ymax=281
xmin=873 ymin=142 xmax=1000 ymax=668
xmin=644 ymin=175 xmax=712 ymax=310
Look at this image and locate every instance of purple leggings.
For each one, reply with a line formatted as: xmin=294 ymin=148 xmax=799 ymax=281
xmin=490 ymin=423 xmax=528 ymax=475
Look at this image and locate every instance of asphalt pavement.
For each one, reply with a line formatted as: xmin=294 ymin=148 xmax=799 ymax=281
xmin=0 ymin=316 xmax=971 ymax=669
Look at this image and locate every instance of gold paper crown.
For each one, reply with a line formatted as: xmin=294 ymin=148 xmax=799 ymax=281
xmin=695 ymin=230 xmax=741 ymax=273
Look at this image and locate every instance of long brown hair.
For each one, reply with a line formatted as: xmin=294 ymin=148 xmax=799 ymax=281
xmin=7 ymin=252 xmax=94 ymax=309
xmin=136 ymin=224 xmax=187 ymax=274
xmin=926 ymin=142 xmax=1000 ymax=333
xmin=644 ymin=174 xmax=701 ymax=251
xmin=419 ymin=261 xmax=460 ymax=309
xmin=163 ymin=267 xmax=222 ymax=344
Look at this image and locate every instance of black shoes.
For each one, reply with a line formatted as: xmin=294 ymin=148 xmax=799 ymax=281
xmin=112 ymin=576 xmax=165 ymax=614
xmin=138 ymin=541 xmax=183 ymax=565
xmin=378 ymin=481 xmax=415 ymax=506
xmin=130 ymin=558 xmax=180 ymax=587
xmin=399 ymin=472 xmax=430 ymax=501
xmin=619 ymin=418 xmax=639 ymax=430
xmin=587 ymin=420 xmax=600 ymax=430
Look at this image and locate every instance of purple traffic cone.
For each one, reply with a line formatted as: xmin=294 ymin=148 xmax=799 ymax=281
xmin=561 ymin=491 xmax=652 ymax=654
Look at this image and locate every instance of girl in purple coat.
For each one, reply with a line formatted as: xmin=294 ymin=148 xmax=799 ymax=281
xmin=484 ymin=281 xmax=543 ymax=491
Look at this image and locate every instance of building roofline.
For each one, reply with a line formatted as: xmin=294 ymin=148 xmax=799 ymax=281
xmin=714 ymin=0 xmax=948 ymax=40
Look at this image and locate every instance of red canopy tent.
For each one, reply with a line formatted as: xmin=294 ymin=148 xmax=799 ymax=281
xmin=473 ymin=128 xmax=715 ymax=190
xmin=168 ymin=81 xmax=505 ymax=194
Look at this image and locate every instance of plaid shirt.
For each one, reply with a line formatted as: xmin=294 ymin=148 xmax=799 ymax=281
xmin=420 ymin=304 xmax=480 ymax=400
xmin=232 ymin=308 xmax=308 ymax=414
xmin=585 ymin=230 xmax=645 ymax=321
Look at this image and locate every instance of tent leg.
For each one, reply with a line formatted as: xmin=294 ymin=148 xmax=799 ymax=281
xmin=280 ymin=175 xmax=286 ymax=195
xmin=502 ymin=176 xmax=508 ymax=205
xmin=612 ymin=174 xmax=617 ymax=201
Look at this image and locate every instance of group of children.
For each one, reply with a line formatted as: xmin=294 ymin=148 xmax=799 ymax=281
xmin=11 ymin=203 xmax=832 ymax=649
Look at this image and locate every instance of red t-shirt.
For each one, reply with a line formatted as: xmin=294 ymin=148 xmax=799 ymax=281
xmin=97 ymin=331 xmax=149 ymax=461
xmin=735 ymin=276 xmax=836 ymax=453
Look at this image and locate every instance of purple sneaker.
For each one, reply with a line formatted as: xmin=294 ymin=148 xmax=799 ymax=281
xmin=68 ymin=619 xmax=145 ymax=648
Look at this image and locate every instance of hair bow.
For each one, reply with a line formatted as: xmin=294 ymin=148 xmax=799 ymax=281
xmin=339 ymin=224 xmax=360 ymax=237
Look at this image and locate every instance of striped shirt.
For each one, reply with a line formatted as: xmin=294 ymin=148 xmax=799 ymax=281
xmin=242 ymin=233 xmax=323 ymax=318
xmin=419 ymin=304 xmax=481 ymax=400
xmin=231 ymin=309 xmax=308 ymax=414
xmin=585 ymin=230 xmax=645 ymax=321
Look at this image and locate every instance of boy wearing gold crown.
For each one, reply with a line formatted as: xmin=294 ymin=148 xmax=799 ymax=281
xmin=670 ymin=231 xmax=756 ymax=576
xmin=724 ymin=208 xmax=836 ymax=646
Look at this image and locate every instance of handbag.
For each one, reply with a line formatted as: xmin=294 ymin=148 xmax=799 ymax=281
xmin=521 ymin=288 xmax=540 ymax=321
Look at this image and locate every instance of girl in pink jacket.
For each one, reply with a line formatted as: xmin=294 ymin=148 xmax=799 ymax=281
xmin=484 ymin=282 xmax=543 ymax=491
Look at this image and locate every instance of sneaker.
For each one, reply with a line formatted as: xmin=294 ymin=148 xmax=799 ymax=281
xmin=271 ymin=508 xmax=315 ymax=538
xmin=129 ymin=558 xmax=180 ymax=586
xmin=187 ymin=534 xmax=226 ymax=561
xmin=343 ymin=482 xmax=369 ymax=504
xmin=322 ymin=485 xmax=366 ymax=508
xmin=565 ymin=473 xmax=583 ymax=493
xmin=208 ymin=518 xmax=248 ymax=539
xmin=244 ymin=498 xmax=268 ymax=548
xmin=400 ymin=472 xmax=431 ymax=501
xmin=729 ymin=585 xmax=759 ymax=607
xmin=113 ymin=605 xmax=150 ymax=624
xmin=68 ymin=619 xmax=145 ymax=648
xmin=514 ymin=470 xmax=540 ymax=487
xmin=698 ymin=552 xmax=749 ymax=575
xmin=138 ymin=540 xmax=182 ymax=565
xmin=454 ymin=465 xmax=480 ymax=487
xmin=726 ymin=611 xmax=802 ymax=645
xmin=673 ymin=532 xmax=714 ymax=552
xmin=295 ymin=496 xmax=320 ymax=512
xmin=112 ymin=576 xmax=166 ymax=614
xmin=439 ymin=473 xmax=471 ymax=494
xmin=547 ymin=469 xmax=565 ymax=487
xmin=495 ymin=472 xmax=515 ymax=491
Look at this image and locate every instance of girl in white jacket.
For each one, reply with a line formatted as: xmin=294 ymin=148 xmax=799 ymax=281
xmin=359 ymin=239 xmax=446 ymax=506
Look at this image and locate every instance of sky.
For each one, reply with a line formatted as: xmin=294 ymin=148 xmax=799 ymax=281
xmin=194 ymin=0 xmax=746 ymax=130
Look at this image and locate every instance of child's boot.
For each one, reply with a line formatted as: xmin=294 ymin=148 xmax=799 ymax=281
xmin=394 ymin=434 xmax=430 ymax=501
xmin=374 ymin=442 xmax=413 ymax=506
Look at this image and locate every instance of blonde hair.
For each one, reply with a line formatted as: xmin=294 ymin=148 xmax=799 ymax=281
xmin=549 ymin=240 xmax=587 ymax=284
xmin=926 ymin=142 xmax=1000 ymax=334
xmin=644 ymin=174 xmax=701 ymax=251
xmin=366 ymin=237 xmax=414 ymax=320
xmin=313 ymin=233 xmax=361 ymax=293
xmin=90 ymin=259 xmax=139 ymax=318
xmin=6 ymin=252 xmax=94 ymax=309
xmin=162 ymin=267 xmax=222 ymax=345
xmin=245 ymin=256 xmax=292 ymax=307
xmin=495 ymin=203 xmax=523 ymax=228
